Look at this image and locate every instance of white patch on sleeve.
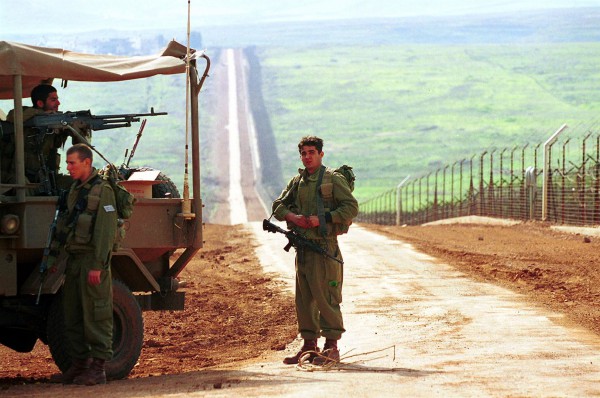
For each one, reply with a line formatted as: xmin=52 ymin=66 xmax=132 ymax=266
xmin=104 ymin=205 xmax=116 ymax=212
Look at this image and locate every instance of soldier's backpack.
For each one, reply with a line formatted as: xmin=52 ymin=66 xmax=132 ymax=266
xmin=100 ymin=166 xmax=136 ymax=250
xmin=318 ymin=165 xmax=355 ymax=235
xmin=326 ymin=165 xmax=355 ymax=193
xmin=100 ymin=166 xmax=136 ymax=219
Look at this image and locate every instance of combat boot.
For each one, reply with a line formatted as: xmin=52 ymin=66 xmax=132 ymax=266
xmin=313 ymin=338 xmax=340 ymax=366
xmin=283 ymin=339 xmax=319 ymax=365
xmin=73 ymin=358 xmax=106 ymax=386
xmin=49 ymin=357 xmax=92 ymax=384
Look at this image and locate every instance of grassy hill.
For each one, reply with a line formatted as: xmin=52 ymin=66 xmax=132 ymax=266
xmin=257 ymin=42 xmax=600 ymax=202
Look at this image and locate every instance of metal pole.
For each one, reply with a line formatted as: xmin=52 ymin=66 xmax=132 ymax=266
xmin=479 ymin=151 xmax=487 ymax=216
xmin=13 ymin=75 xmax=25 ymax=202
xmin=542 ymin=124 xmax=568 ymax=221
xmin=395 ymin=175 xmax=410 ymax=226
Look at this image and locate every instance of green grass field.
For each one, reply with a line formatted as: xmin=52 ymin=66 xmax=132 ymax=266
xmin=258 ymin=43 xmax=600 ymax=202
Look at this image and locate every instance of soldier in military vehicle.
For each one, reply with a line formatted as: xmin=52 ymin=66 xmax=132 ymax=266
xmin=4 ymin=84 xmax=73 ymax=193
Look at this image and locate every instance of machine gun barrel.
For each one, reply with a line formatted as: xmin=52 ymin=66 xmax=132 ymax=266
xmin=25 ymin=108 xmax=167 ymax=131
xmin=262 ymin=219 xmax=343 ymax=265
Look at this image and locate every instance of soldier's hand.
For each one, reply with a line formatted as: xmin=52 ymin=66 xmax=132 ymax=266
xmin=87 ymin=269 xmax=102 ymax=286
xmin=308 ymin=216 xmax=320 ymax=227
xmin=285 ymin=213 xmax=312 ymax=229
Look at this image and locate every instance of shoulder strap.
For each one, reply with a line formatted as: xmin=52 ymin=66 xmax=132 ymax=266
xmin=316 ymin=166 xmax=327 ymax=238
xmin=280 ymin=172 xmax=303 ymax=206
xmin=86 ymin=178 xmax=104 ymax=212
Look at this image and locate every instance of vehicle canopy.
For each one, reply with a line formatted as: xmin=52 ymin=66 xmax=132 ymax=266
xmin=0 ymin=40 xmax=198 ymax=99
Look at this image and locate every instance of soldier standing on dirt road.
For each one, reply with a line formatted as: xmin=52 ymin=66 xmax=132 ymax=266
xmin=272 ymin=136 xmax=358 ymax=365
xmin=50 ymin=143 xmax=118 ymax=385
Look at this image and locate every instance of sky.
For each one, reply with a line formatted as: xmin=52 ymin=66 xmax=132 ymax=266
xmin=2 ymin=0 xmax=600 ymax=34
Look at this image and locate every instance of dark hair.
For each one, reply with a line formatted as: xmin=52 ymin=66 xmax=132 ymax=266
xmin=66 ymin=143 xmax=94 ymax=162
xmin=30 ymin=84 xmax=57 ymax=108
xmin=298 ymin=136 xmax=324 ymax=153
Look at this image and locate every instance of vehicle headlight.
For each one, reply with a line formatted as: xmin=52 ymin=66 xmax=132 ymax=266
xmin=1 ymin=214 xmax=20 ymax=235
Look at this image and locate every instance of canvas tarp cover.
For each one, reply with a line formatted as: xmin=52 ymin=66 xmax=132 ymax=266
xmin=0 ymin=40 xmax=194 ymax=99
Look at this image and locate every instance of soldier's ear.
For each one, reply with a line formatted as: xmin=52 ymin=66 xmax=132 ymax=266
xmin=35 ymin=99 xmax=44 ymax=109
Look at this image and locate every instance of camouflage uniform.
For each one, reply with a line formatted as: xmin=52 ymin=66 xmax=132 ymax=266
xmin=272 ymin=166 xmax=358 ymax=340
xmin=5 ymin=107 xmax=69 ymax=188
xmin=59 ymin=168 xmax=118 ymax=361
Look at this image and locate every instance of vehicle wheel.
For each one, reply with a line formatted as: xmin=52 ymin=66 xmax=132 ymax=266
xmin=0 ymin=328 xmax=37 ymax=353
xmin=106 ymin=280 xmax=143 ymax=380
xmin=122 ymin=166 xmax=180 ymax=198
xmin=152 ymin=171 xmax=180 ymax=198
xmin=46 ymin=292 xmax=70 ymax=373
xmin=46 ymin=280 xmax=144 ymax=380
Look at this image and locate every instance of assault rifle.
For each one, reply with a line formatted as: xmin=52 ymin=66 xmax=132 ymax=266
xmin=24 ymin=108 xmax=167 ymax=132
xmin=36 ymin=191 xmax=66 ymax=305
xmin=262 ymin=219 xmax=343 ymax=265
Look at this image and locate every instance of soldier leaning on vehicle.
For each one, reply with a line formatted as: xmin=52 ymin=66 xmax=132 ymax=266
xmin=49 ymin=143 xmax=118 ymax=386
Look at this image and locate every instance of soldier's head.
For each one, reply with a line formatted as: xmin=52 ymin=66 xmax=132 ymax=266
xmin=298 ymin=136 xmax=324 ymax=174
xmin=298 ymin=136 xmax=323 ymax=154
xmin=30 ymin=84 xmax=60 ymax=113
xmin=66 ymin=144 xmax=93 ymax=182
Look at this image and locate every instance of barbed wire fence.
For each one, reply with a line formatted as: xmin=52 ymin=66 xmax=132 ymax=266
xmin=357 ymin=123 xmax=600 ymax=226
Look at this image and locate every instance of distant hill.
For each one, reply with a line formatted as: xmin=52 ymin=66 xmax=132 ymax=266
xmin=4 ymin=7 xmax=600 ymax=49
xmin=199 ymin=7 xmax=600 ymax=47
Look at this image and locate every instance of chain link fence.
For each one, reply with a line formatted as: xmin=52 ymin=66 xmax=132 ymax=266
xmin=357 ymin=123 xmax=600 ymax=226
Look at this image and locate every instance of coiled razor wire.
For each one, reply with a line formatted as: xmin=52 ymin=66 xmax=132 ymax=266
xmin=296 ymin=345 xmax=403 ymax=372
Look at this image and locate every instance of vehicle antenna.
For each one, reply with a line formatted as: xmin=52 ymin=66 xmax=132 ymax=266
xmin=180 ymin=0 xmax=194 ymax=219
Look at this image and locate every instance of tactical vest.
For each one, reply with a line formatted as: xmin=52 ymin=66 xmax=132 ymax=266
xmin=287 ymin=165 xmax=355 ymax=236
xmin=58 ymin=177 xmax=124 ymax=252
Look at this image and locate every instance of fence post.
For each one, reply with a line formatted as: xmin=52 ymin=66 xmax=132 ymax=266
xmin=479 ymin=151 xmax=487 ymax=216
xmin=542 ymin=124 xmax=568 ymax=221
xmin=561 ymin=138 xmax=571 ymax=224
xmin=525 ymin=166 xmax=537 ymax=220
xmin=582 ymin=133 xmax=592 ymax=225
xmin=434 ymin=169 xmax=440 ymax=221
xmin=489 ymin=149 xmax=496 ymax=216
xmin=520 ymin=144 xmax=529 ymax=220
xmin=595 ymin=136 xmax=600 ymax=224
xmin=425 ymin=172 xmax=432 ymax=223
xmin=395 ymin=176 xmax=411 ymax=225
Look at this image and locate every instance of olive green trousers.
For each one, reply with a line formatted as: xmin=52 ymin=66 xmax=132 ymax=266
xmin=63 ymin=253 xmax=113 ymax=361
xmin=294 ymin=241 xmax=345 ymax=340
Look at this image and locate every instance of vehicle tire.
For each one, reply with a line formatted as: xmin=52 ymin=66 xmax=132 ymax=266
xmin=46 ymin=292 xmax=70 ymax=373
xmin=122 ymin=166 xmax=180 ymax=198
xmin=106 ymin=279 xmax=143 ymax=380
xmin=0 ymin=327 xmax=37 ymax=353
xmin=46 ymin=280 xmax=144 ymax=380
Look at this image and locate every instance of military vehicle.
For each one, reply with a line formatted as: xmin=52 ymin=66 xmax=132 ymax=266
xmin=0 ymin=40 xmax=210 ymax=379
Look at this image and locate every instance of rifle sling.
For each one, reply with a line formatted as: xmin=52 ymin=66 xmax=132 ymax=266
xmin=316 ymin=165 xmax=327 ymax=238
